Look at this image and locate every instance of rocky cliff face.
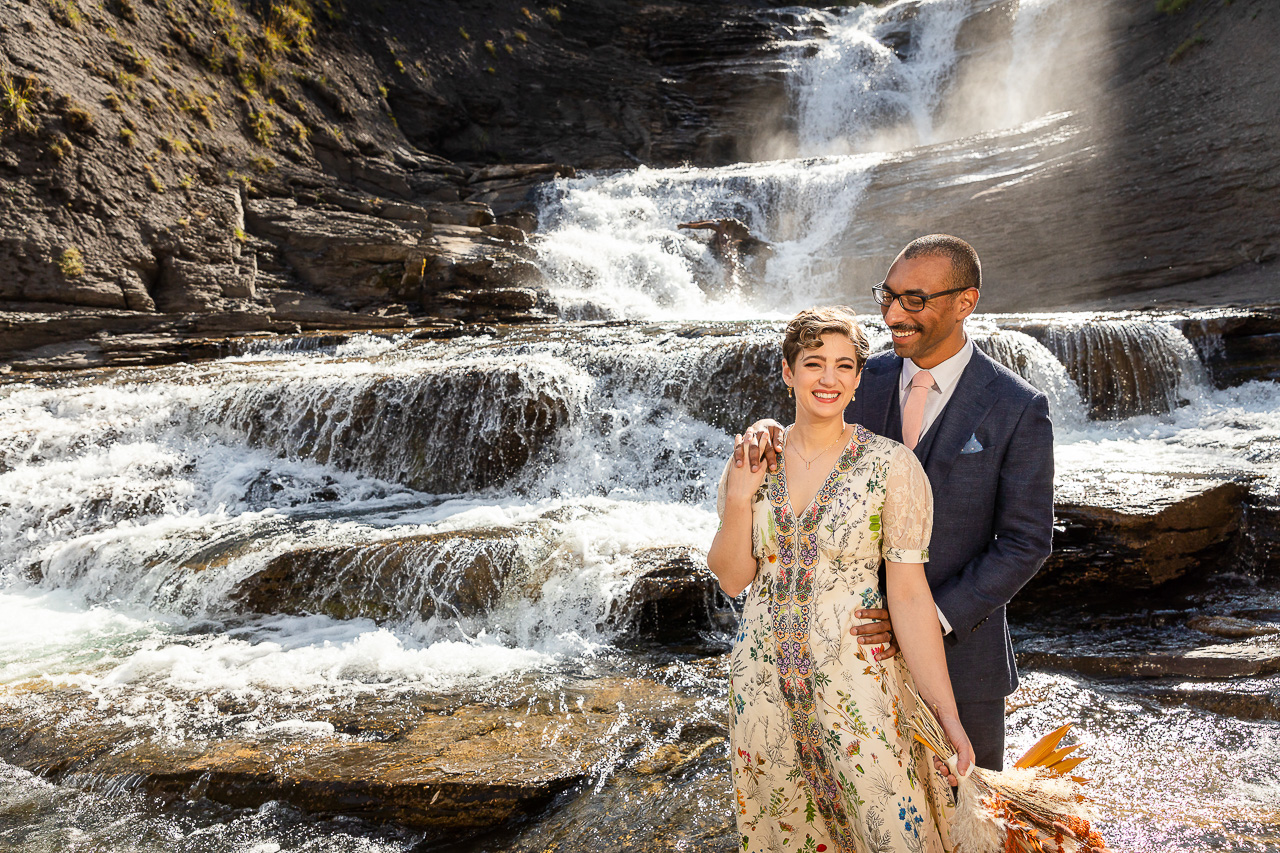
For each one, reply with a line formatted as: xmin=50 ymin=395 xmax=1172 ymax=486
xmin=0 ymin=0 xmax=799 ymax=361
xmin=2 ymin=0 xmax=1278 ymax=357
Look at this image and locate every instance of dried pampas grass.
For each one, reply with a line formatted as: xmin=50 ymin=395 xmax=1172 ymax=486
xmin=908 ymin=685 xmax=1111 ymax=853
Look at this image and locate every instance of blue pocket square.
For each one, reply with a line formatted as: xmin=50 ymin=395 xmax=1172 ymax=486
xmin=960 ymin=434 xmax=984 ymax=454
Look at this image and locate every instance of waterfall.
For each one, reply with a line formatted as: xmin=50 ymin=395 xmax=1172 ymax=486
xmin=1015 ymin=318 xmax=1210 ymax=419
xmin=534 ymin=156 xmax=884 ymax=321
xmin=205 ymin=352 xmax=588 ymax=495
xmin=533 ymin=0 xmax=1087 ymax=325
xmin=791 ymin=0 xmax=971 ymax=155
xmin=971 ymin=325 xmax=1087 ymax=428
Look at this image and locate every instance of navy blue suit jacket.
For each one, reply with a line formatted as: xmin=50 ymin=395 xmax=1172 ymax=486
xmin=845 ymin=347 xmax=1054 ymax=702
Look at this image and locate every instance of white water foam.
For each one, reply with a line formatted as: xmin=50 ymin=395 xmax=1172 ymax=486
xmin=791 ymin=0 xmax=970 ymax=155
xmin=535 ymin=154 xmax=885 ymax=320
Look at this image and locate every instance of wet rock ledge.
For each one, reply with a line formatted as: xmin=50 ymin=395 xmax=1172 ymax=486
xmin=0 ymin=671 xmax=724 ymax=835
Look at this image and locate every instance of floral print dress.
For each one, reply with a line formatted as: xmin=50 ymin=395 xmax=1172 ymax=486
xmin=717 ymin=424 xmax=954 ymax=853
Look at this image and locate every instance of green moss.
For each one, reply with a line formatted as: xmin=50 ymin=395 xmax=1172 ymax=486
xmin=1169 ymin=33 xmax=1206 ymax=62
xmin=58 ymin=247 xmax=85 ymax=277
xmin=248 ymin=107 xmax=275 ymax=145
xmin=48 ymin=0 xmax=83 ymax=28
xmin=119 ymin=126 xmax=136 ymax=146
xmin=47 ymin=133 xmax=73 ymax=160
xmin=1156 ymin=0 xmax=1194 ymax=11
xmin=158 ymin=134 xmax=191 ymax=154
xmin=61 ymin=101 xmax=95 ymax=134
xmin=0 ymin=72 xmax=39 ymax=135
xmin=145 ymin=164 xmax=165 ymax=193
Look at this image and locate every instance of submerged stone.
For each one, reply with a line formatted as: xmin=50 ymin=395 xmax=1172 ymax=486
xmin=1019 ymin=636 xmax=1280 ymax=680
xmin=229 ymin=529 xmax=529 ymax=622
xmin=0 ymin=675 xmax=714 ymax=834
xmin=1143 ymin=676 xmax=1280 ymax=721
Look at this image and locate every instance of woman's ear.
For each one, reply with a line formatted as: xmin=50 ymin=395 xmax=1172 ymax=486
xmin=781 ymin=358 xmax=794 ymax=388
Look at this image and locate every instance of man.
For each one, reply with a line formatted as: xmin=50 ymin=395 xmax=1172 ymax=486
xmin=734 ymin=234 xmax=1054 ymax=773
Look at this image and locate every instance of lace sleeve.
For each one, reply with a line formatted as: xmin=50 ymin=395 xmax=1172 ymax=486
xmin=882 ymin=442 xmax=933 ymax=563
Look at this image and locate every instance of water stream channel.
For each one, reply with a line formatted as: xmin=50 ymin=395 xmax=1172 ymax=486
xmin=2 ymin=1 xmax=1278 ymax=851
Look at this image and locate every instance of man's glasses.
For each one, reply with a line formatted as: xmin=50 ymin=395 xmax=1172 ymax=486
xmin=871 ymin=282 xmax=972 ymax=313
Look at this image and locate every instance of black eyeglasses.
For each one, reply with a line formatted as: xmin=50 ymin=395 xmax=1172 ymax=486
xmin=871 ymin=282 xmax=972 ymax=313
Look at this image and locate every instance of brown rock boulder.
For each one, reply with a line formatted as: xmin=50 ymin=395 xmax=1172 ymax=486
xmin=621 ymin=546 xmax=737 ymax=642
xmin=229 ymin=529 xmax=529 ymax=621
xmin=0 ymin=674 xmax=711 ymax=832
xmin=1026 ymin=474 xmax=1251 ymax=600
xmin=245 ymin=199 xmax=430 ymax=308
xmin=1144 ymin=677 xmax=1280 ymax=721
xmin=211 ymin=362 xmax=579 ymax=494
xmin=1019 ymin=636 xmax=1280 ymax=679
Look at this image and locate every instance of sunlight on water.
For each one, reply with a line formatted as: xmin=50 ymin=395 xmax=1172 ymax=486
xmin=1008 ymin=672 xmax=1280 ymax=853
xmin=1 ymin=0 xmax=1274 ymax=848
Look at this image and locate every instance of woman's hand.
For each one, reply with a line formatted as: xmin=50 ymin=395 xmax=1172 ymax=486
xmin=727 ymin=431 xmax=770 ymax=500
xmin=708 ymin=434 xmax=771 ymax=598
xmin=932 ymin=715 xmax=975 ymax=786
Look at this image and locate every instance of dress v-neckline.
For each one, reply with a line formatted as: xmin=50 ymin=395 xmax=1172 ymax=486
xmin=779 ymin=425 xmax=855 ymax=522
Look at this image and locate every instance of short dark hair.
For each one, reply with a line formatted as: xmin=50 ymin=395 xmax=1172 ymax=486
xmin=901 ymin=234 xmax=981 ymax=292
xmin=782 ymin=306 xmax=869 ymax=372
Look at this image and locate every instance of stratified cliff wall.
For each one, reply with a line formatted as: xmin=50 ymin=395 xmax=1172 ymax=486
xmin=1 ymin=0 xmax=1277 ymax=363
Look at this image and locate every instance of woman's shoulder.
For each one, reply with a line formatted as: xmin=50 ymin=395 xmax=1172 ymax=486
xmin=850 ymin=425 xmax=924 ymax=471
xmin=850 ymin=423 xmax=899 ymax=455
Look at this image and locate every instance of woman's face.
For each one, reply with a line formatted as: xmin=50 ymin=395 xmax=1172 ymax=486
xmin=782 ymin=333 xmax=862 ymax=421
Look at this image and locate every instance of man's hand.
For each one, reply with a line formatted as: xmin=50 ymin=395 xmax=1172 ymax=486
xmin=849 ymin=608 xmax=898 ymax=661
xmin=731 ymin=420 xmax=785 ymax=473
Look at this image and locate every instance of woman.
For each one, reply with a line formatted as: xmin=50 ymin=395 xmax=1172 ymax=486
xmin=707 ymin=307 xmax=974 ymax=853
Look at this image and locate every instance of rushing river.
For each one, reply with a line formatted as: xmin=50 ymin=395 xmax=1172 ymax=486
xmin=3 ymin=0 xmax=1278 ymax=851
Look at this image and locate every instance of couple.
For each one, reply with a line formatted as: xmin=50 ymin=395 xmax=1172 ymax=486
xmin=707 ymin=234 xmax=1055 ymax=853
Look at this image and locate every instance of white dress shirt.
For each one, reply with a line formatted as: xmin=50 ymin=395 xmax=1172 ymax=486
xmin=898 ymin=338 xmax=975 ymax=442
xmin=898 ymin=338 xmax=974 ymax=636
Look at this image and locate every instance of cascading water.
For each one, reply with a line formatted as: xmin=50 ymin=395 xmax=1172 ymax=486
xmin=970 ymin=323 xmax=1088 ymax=429
xmin=791 ymin=0 xmax=972 ymax=155
xmin=3 ymin=1 xmax=1278 ymax=851
xmin=1022 ymin=316 xmax=1210 ymax=419
xmin=533 ymin=0 xmax=1081 ymax=323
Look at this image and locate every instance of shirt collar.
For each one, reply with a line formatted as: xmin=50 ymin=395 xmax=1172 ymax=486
xmin=899 ymin=337 xmax=975 ymax=394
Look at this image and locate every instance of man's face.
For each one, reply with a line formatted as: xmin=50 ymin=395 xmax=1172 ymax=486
xmin=879 ymin=254 xmax=975 ymax=368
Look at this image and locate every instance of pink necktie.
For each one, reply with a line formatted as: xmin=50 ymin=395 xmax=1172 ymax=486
xmin=902 ymin=369 xmax=934 ymax=450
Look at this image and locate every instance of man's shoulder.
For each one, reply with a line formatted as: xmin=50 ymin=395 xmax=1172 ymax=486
xmin=864 ymin=349 xmax=901 ymax=375
xmin=972 ymin=348 xmax=1045 ymax=406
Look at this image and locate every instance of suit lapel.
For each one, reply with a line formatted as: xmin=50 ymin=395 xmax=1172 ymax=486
xmin=920 ymin=348 xmax=1000 ymax=484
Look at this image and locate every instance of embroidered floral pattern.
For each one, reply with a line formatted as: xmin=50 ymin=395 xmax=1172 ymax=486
xmin=719 ymin=429 xmax=952 ymax=853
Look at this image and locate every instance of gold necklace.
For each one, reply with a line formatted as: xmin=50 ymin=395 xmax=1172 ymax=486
xmin=786 ymin=424 xmax=849 ymax=470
